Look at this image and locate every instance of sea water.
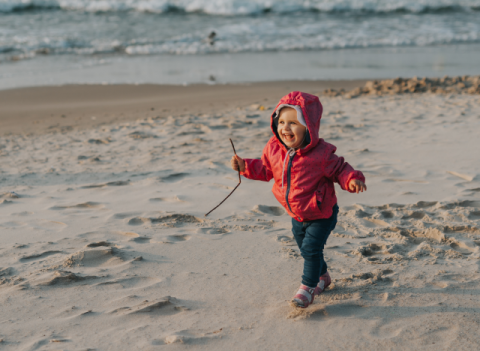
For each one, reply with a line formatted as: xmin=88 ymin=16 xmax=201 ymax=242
xmin=1 ymin=0 xmax=480 ymax=88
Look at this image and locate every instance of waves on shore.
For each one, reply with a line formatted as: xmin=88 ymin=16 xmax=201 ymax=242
xmin=2 ymin=12 xmax=480 ymax=62
xmin=2 ymin=0 xmax=480 ymax=64
xmin=1 ymin=0 xmax=479 ymax=15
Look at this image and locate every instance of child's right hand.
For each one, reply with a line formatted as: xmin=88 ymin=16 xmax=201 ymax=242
xmin=231 ymin=155 xmax=245 ymax=173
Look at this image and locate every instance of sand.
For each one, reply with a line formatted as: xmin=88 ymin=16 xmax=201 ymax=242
xmin=0 ymin=80 xmax=367 ymax=136
xmin=1 ymin=84 xmax=480 ymax=350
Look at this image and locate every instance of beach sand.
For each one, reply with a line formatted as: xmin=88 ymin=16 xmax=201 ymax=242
xmin=1 ymin=82 xmax=480 ymax=350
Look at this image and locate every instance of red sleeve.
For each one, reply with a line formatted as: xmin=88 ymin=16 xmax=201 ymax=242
xmin=240 ymin=144 xmax=273 ymax=182
xmin=324 ymin=150 xmax=365 ymax=192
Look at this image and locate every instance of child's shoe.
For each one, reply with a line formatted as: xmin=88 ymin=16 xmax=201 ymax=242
xmin=291 ymin=284 xmax=316 ymax=308
xmin=315 ymin=271 xmax=331 ymax=296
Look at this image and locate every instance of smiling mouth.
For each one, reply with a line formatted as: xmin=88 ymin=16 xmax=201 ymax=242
xmin=282 ymin=134 xmax=295 ymax=141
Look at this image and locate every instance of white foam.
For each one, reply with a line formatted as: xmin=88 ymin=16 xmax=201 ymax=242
xmin=1 ymin=0 xmax=480 ymax=64
xmin=1 ymin=0 xmax=479 ymax=14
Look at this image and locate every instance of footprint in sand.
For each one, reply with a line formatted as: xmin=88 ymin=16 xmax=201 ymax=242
xmin=151 ymin=234 xmax=192 ymax=244
xmin=401 ymin=210 xmax=427 ymax=219
xmin=281 ymin=247 xmax=300 ymax=259
xmin=30 ymin=219 xmax=67 ymax=231
xmin=407 ymin=242 xmax=460 ymax=259
xmin=129 ymin=131 xmax=158 ymax=139
xmin=63 ymin=247 xmax=125 ymax=268
xmin=81 ymin=180 xmax=130 ymax=189
xmin=128 ymin=217 xmax=149 ymax=226
xmin=0 ymin=220 xmax=27 ymax=228
xmin=149 ymin=195 xmax=186 ymax=203
xmin=50 ymin=202 xmax=103 ymax=210
xmin=94 ymin=276 xmax=161 ymax=289
xmin=196 ymin=227 xmax=229 ymax=235
xmin=362 ymin=218 xmax=390 ymax=227
xmin=128 ymin=214 xmax=202 ymax=227
xmin=0 ymin=267 xmax=12 ymax=276
xmin=116 ymin=231 xmax=140 ymax=238
xmin=85 ymin=241 xmax=111 ymax=248
xmin=108 ymin=296 xmax=188 ymax=316
xmin=253 ymin=205 xmax=285 ymax=216
xmin=36 ymin=270 xmax=99 ymax=286
xmin=158 ymin=173 xmax=189 ymax=182
xmin=448 ymin=238 xmax=477 ymax=254
xmin=430 ymin=281 xmax=449 ymax=289
xmin=276 ymin=235 xmax=296 ymax=246
xmin=378 ymin=210 xmax=395 ymax=218
xmin=412 ymin=201 xmax=438 ymax=208
xmin=352 ymin=243 xmax=403 ymax=263
xmin=20 ymin=250 xmax=63 ymax=261
xmin=88 ymin=138 xmax=110 ymax=144
xmin=440 ymin=200 xmax=480 ymax=210
xmin=166 ymin=234 xmax=191 ymax=243
xmin=113 ymin=212 xmax=142 ymax=219
xmin=130 ymin=236 xmax=151 ymax=244
xmin=156 ymin=329 xmax=221 ymax=345
xmin=77 ymin=230 xmax=140 ymax=241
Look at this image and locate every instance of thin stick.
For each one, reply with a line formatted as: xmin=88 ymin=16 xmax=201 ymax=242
xmin=230 ymin=138 xmax=241 ymax=183
xmin=205 ymin=138 xmax=241 ymax=216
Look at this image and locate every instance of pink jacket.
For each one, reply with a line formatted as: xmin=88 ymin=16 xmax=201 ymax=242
xmin=241 ymin=91 xmax=365 ymax=222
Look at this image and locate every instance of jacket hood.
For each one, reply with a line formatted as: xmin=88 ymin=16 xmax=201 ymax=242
xmin=271 ymin=91 xmax=323 ymax=154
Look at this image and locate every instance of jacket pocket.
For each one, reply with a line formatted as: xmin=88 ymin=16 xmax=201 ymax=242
xmin=315 ymin=187 xmax=326 ymax=212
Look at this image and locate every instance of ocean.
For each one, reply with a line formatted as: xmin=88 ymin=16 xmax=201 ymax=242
xmin=1 ymin=0 xmax=480 ymax=88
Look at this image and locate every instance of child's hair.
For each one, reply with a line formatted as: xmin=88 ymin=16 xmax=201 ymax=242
xmin=273 ymin=104 xmax=307 ymax=127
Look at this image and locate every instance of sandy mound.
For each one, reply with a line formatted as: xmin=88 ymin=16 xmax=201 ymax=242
xmin=63 ymin=248 xmax=125 ymax=268
xmin=324 ymin=75 xmax=480 ymax=98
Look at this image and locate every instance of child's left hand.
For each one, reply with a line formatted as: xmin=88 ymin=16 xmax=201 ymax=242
xmin=349 ymin=179 xmax=367 ymax=193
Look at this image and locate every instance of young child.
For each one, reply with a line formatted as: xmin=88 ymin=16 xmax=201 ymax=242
xmin=231 ymin=91 xmax=366 ymax=308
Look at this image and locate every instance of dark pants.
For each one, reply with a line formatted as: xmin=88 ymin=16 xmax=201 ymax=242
xmin=291 ymin=204 xmax=339 ymax=288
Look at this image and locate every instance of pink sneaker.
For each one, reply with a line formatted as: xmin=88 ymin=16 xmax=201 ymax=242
xmin=291 ymin=284 xmax=316 ymax=308
xmin=315 ymin=271 xmax=331 ymax=296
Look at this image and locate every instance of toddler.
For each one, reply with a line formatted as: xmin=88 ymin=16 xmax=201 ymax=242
xmin=231 ymin=91 xmax=366 ymax=308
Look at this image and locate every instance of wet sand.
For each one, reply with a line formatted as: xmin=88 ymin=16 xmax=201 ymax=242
xmin=0 ymin=80 xmax=367 ymax=136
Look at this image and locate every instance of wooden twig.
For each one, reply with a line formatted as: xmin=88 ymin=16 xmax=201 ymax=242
xmin=205 ymin=138 xmax=241 ymax=216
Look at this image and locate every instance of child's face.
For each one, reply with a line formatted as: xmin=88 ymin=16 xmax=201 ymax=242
xmin=277 ymin=107 xmax=307 ymax=149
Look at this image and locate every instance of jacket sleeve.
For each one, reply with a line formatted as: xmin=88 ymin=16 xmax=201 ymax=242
xmin=240 ymin=145 xmax=274 ymax=182
xmin=324 ymin=150 xmax=365 ymax=192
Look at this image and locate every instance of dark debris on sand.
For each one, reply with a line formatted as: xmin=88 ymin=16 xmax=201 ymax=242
xmin=323 ymin=75 xmax=480 ymax=98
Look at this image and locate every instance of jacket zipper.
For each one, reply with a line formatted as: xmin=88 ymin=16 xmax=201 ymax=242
xmin=285 ymin=153 xmax=297 ymax=218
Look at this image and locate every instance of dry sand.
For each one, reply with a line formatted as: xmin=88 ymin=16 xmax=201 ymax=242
xmin=0 ymin=83 xmax=480 ymax=350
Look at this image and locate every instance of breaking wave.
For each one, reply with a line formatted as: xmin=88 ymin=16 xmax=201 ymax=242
xmin=1 ymin=0 xmax=479 ymax=15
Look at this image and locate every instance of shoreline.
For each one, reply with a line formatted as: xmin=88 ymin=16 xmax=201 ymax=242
xmin=0 ymin=80 xmax=368 ymax=136
xmin=2 ymin=73 xmax=479 ymax=136
xmin=1 ymin=44 xmax=479 ymax=92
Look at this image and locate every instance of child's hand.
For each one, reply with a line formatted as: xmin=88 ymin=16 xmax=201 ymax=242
xmin=349 ymin=179 xmax=367 ymax=193
xmin=231 ymin=155 xmax=245 ymax=173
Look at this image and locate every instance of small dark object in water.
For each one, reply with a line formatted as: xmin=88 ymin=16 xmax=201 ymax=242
xmin=207 ymin=31 xmax=216 ymax=45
